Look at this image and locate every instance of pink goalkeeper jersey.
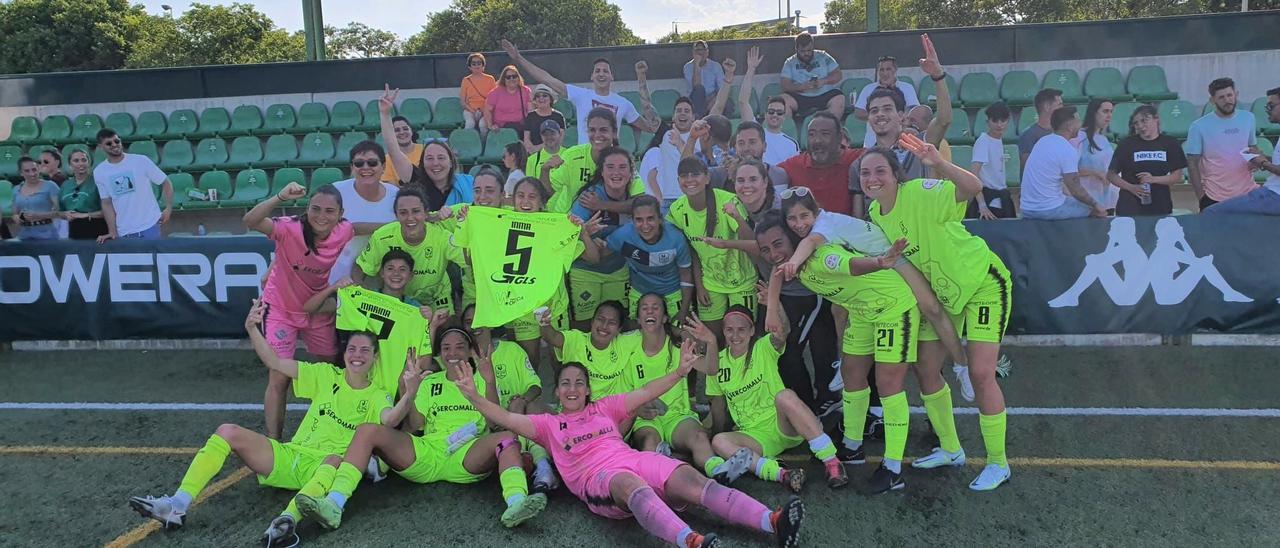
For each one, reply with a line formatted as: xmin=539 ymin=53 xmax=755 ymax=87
xmin=528 ymin=394 xmax=634 ymax=500
xmin=262 ymin=216 xmax=354 ymax=316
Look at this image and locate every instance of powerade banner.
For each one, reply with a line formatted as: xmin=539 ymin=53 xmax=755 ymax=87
xmin=1 ymin=215 xmax=1278 ymax=340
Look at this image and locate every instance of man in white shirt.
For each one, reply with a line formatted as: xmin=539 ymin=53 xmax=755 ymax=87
xmin=1021 ymin=107 xmax=1108 ymax=220
xmin=657 ymin=96 xmax=700 ymax=210
xmin=854 ymin=56 xmax=920 ymax=126
xmin=1207 ymin=85 xmax=1280 ymax=216
xmin=501 ymin=39 xmax=659 ymax=144
xmin=731 ymin=46 xmax=799 ymax=166
xmin=92 ymin=129 xmax=172 ymax=242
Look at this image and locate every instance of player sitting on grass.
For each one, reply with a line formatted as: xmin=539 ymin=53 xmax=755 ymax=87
xmin=451 ymin=345 xmax=806 ymax=548
xmin=292 ymin=325 xmax=547 ymax=531
xmin=128 ymin=300 xmax=419 ymax=547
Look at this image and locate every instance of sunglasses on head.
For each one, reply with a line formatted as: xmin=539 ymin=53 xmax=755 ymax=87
xmin=780 ymin=186 xmax=811 ymax=199
xmin=766 ymin=109 xmax=786 ymax=116
xmin=352 ymin=159 xmax=381 ymax=168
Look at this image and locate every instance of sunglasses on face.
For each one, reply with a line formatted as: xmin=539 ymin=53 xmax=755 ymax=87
xmin=102 ymin=139 xmax=121 ymax=145
xmin=504 ymin=74 xmax=519 ymax=80
xmin=469 ymin=61 xmax=484 ymax=66
xmin=766 ymin=109 xmax=786 ymax=116
xmin=780 ymin=186 xmax=812 ymax=199
xmin=352 ymin=159 xmax=381 ymax=168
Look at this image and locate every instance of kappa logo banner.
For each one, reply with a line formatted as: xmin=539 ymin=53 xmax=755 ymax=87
xmin=456 ymin=206 xmax=583 ymax=328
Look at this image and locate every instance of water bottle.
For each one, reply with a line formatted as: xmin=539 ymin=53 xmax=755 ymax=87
xmin=196 ymin=223 xmax=207 ymax=236
xmin=1140 ymin=183 xmax=1152 ymax=206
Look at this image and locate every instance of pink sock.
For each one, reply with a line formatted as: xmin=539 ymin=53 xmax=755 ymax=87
xmin=628 ymin=486 xmax=693 ymax=546
xmin=699 ymin=480 xmax=773 ymax=533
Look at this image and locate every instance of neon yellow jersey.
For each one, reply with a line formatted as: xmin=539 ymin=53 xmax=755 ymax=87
xmin=490 ymin=340 xmax=540 ymax=408
xmin=799 ymin=243 xmax=916 ymax=322
xmin=335 ymin=286 xmax=430 ymax=395
xmin=356 ymin=222 xmax=463 ymax=305
xmin=547 ymin=143 xmax=646 ymax=213
xmin=290 ymin=362 xmax=393 ymax=453
xmin=667 ymin=189 xmax=757 ymax=294
xmin=620 ymin=332 xmax=690 ymax=417
xmin=415 ymin=371 xmax=487 ymax=444
xmin=705 ymin=337 xmax=786 ymax=432
xmin=559 ymin=329 xmax=637 ymax=397
xmin=869 ymin=178 xmax=1004 ymax=315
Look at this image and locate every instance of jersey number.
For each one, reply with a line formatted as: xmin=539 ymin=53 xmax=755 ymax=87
xmin=977 ymin=306 xmax=991 ymax=326
xmin=635 ymin=364 xmax=645 ymax=380
xmin=367 ymin=312 xmax=396 ymax=340
xmin=503 ymin=229 xmax=535 ymax=276
xmin=717 ymin=368 xmax=731 ymax=383
xmin=876 ymin=329 xmax=895 ymax=348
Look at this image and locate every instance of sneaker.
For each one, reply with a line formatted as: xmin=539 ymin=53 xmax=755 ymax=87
xmin=864 ymin=414 xmax=884 ymax=440
xmin=260 ymin=515 xmax=299 ymax=548
xmin=835 ymin=444 xmax=866 ymax=465
xmin=128 ymin=495 xmax=185 ymax=529
xmin=711 ymin=447 xmax=753 ymax=484
xmin=912 ymin=447 xmax=966 ymax=469
xmin=500 ymin=492 xmax=547 ymax=528
xmin=692 ymin=401 xmax=711 ymax=415
xmin=867 ymin=464 xmax=905 ymax=494
xmin=823 ymin=459 xmax=849 ymax=488
xmin=996 ymin=354 xmax=1013 ymax=378
xmin=531 ymin=463 xmax=561 ymax=494
xmin=780 ymin=467 xmax=806 ymax=493
xmin=655 ymin=441 xmax=673 ymax=457
xmin=953 ymin=363 xmax=976 ymax=402
xmin=294 ymin=493 xmax=343 ymax=530
xmin=685 ymin=532 xmax=721 ymax=548
xmin=815 ymin=398 xmax=842 ymax=419
xmin=968 ymin=463 xmax=1011 ymax=491
xmin=365 ymin=455 xmax=388 ymax=482
xmin=827 ymin=360 xmax=844 ymax=392
xmin=770 ymin=496 xmax=805 ymax=548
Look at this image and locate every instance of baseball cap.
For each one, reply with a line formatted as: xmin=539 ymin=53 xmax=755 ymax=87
xmin=532 ymin=84 xmax=557 ymax=100
xmin=539 ymin=119 xmax=563 ymax=134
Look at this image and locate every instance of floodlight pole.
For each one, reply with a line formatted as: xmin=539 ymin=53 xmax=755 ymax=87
xmin=868 ymin=0 xmax=880 ymax=32
xmin=302 ymin=0 xmax=327 ymax=61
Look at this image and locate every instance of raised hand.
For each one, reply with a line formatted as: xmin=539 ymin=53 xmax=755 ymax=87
xmin=682 ymin=314 xmax=717 ymax=344
xmin=431 ymin=308 xmax=450 ymax=330
xmin=401 ymin=348 xmax=429 ymax=397
xmin=452 ymin=360 xmax=479 ymax=399
xmin=634 ymin=60 xmax=649 ymax=78
xmin=419 ymin=305 xmax=433 ymax=320
xmin=278 ymin=182 xmax=307 ymax=201
xmin=689 ymin=120 xmax=710 ymax=140
xmin=245 ymin=298 xmax=266 ymax=331
xmin=676 ymin=341 xmax=698 ymax=376
xmin=876 ymin=238 xmax=909 ymax=269
xmin=745 ymin=46 xmax=763 ymax=70
xmin=919 ymin=33 xmax=943 ymax=79
xmin=897 ymin=132 xmax=942 ymax=166
xmin=379 ymin=84 xmax=398 ymax=114
xmin=499 ymin=39 xmax=518 ymax=57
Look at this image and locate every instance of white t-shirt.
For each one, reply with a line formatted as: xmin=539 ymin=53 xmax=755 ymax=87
xmin=566 ymin=84 xmax=640 ymax=144
xmin=93 ymin=153 xmax=166 ymax=236
xmin=1020 ymin=133 xmax=1079 ymax=212
xmin=763 ymin=130 xmax=800 ymax=166
xmin=810 ymin=209 xmax=893 ymax=257
xmin=657 ymin=130 xmax=694 ymax=202
xmin=1077 ymin=132 xmax=1117 ymax=209
xmin=330 ymin=178 xmax=399 ymax=284
xmin=639 ymin=147 xmax=662 ymax=198
xmin=971 ymin=133 xmax=1007 ymax=190
xmin=504 ymin=169 xmax=525 ymax=195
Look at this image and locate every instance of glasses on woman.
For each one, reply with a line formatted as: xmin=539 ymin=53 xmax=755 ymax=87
xmin=352 ymin=159 xmax=381 ymax=168
xmin=504 ymin=74 xmax=519 ymax=80
xmin=780 ymin=186 xmax=811 ymax=199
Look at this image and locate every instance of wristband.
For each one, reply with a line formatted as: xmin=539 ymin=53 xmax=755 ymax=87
xmin=680 ymin=282 xmax=694 ymax=288
xmin=931 ymin=71 xmax=948 ymax=82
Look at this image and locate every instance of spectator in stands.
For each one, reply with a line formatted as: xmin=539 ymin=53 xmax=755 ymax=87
xmin=780 ymin=32 xmax=845 ymax=120
xmin=502 ymin=141 xmax=528 ymax=193
xmin=10 ymin=156 xmax=61 ymax=240
xmin=638 ymin=122 xmax=668 ymax=200
xmin=522 ymin=84 xmax=565 ymax=153
xmin=657 ymin=97 xmax=700 ymax=211
xmin=526 ymin=119 xmax=564 ymax=182
xmin=1019 ymin=88 xmax=1064 ymax=171
xmin=853 ymin=56 xmax=920 ymax=132
xmin=684 ymin=40 xmax=726 ymax=118
xmin=1187 ymin=77 xmax=1258 ymax=211
xmin=718 ymin=121 xmax=791 ymax=193
xmin=60 ymin=149 xmax=107 ymax=239
xmin=904 ymin=104 xmax=953 ymax=161
xmin=485 ymin=65 xmax=532 ymax=133
xmin=1020 ymin=107 xmax=1107 ymax=220
xmin=380 ymin=115 xmax=423 ymax=185
xmin=501 ymin=39 xmax=659 ymax=145
xmin=1078 ymin=99 xmax=1117 ymax=213
xmin=1107 ymin=104 xmax=1186 ymax=217
xmin=460 ymin=52 xmax=496 ymax=137
xmin=93 ymin=129 xmax=173 ymax=243
xmin=780 ymin=112 xmax=862 ymax=216
xmin=967 ymin=102 xmax=1015 ymax=219
xmin=1206 ymin=86 xmax=1280 ymax=216
xmin=38 ymin=149 xmax=67 ymax=185
xmin=730 ymin=46 xmax=799 ymax=166
xmin=380 ymin=86 xmax=476 ymax=211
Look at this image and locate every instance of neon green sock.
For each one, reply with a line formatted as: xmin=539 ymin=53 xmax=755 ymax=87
xmin=980 ymin=411 xmax=1008 ymax=467
xmin=528 ymin=442 xmax=550 ymax=464
xmin=330 ymin=462 xmax=363 ymax=500
xmin=500 ymin=466 xmax=529 ymax=506
xmin=881 ymin=391 xmax=910 ymax=463
xmin=922 ymin=384 xmax=963 ymax=454
xmin=843 ymin=387 xmax=870 ymax=446
xmin=702 ymin=456 xmax=726 ymax=477
xmin=807 ymin=434 xmax=837 ymax=462
xmin=753 ymin=457 xmax=781 ymax=482
xmin=177 ymin=434 xmax=231 ymax=499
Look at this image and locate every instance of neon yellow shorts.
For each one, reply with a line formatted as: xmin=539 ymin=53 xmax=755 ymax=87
xmin=257 ymin=440 xmax=328 ymax=490
xmin=738 ymin=418 xmax=805 ymax=458
xmin=629 ymin=290 xmax=683 ymax=321
xmin=697 ymin=289 xmax=757 ymax=322
xmin=398 ymin=436 xmax=488 ymax=484
xmin=920 ymin=262 xmax=1012 ymax=345
xmin=842 ymin=305 xmax=920 ymax=364
xmin=568 ymin=267 xmax=630 ymax=322
xmin=632 ymin=412 xmax=700 ymax=445
xmin=417 ymin=286 xmax=454 ymax=316
xmin=509 ymin=301 xmax=570 ymax=341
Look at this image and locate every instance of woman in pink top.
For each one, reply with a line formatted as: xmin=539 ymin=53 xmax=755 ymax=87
xmin=452 ymin=345 xmax=805 ymax=548
xmin=245 ymin=181 xmax=355 ymax=440
xmin=485 ymin=65 xmax=532 ymax=132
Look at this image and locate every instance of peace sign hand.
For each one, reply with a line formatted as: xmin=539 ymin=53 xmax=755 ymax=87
xmin=401 ymin=348 xmax=429 ymax=397
xmin=452 ymin=360 xmax=479 ymax=399
xmin=379 ymin=84 xmax=399 ymax=114
xmin=897 ymin=132 xmax=942 ymax=167
xmin=919 ymin=33 xmax=943 ymax=79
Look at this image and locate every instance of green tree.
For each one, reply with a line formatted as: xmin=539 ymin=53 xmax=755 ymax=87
xmin=0 ymin=0 xmax=145 ymax=74
xmin=325 ymin=22 xmax=403 ymax=59
xmin=404 ymin=0 xmax=641 ymax=55
xmin=656 ymin=22 xmax=796 ymax=44
xmin=822 ymin=0 xmax=1279 ymax=32
xmin=124 ymin=2 xmax=304 ymax=68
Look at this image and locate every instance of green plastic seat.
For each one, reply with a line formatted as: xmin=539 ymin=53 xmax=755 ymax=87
xmin=5 ymin=116 xmax=41 ymax=145
xmin=71 ymin=114 xmax=104 ymax=143
xmin=26 ymin=144 xmax=56 ymax=163
xmin=223 ymin=105 xmax=263 ymax=137
xmin=399 ymin=98 xmax=431 ymax=129
xmin=225 ymin=136 xmax=263 ymax=170
xmin=167 ymin=172 xmax=196 ymax=209
xmin=478 ymin=128 xmax=519 ymax=164
xmin=959 ymin=72 xmax=999 ymax=107
xmin=329 ymin=101 xmax=364 ymax=132
xmin=184 ymin=170 xmax=231 ymax=209
xmin=159 ymin=140 xmax=195 ymax=171
xmin=258 ymin=134 xmax=298 ymax=169
xmin=292 ymin=132 xmax=335 ymax=168
xmin=797 ymin=114 xmax=818 ymax=149
xmin=1253 ymin=97 xmax=1280 ymax=136
xmin=331 ymin=132 xmax=370 ymax=166
xmin=190 ymin=107 xmax=231 ymax=139
xmin=1017 ymin=105 xmax=1040 ymax=135
xmin=426 ymin=98 xmax=464 ymax=130
xmin=135 ymin=111 xmax=168 ymax=141
xmin=841 ymin=77 xmax=872 ymax=97
xmin=255 ymin=104 xmax=297 ymax=135
xmin=1003 ymin=144 xmax=1020 ymax=187
xmin=1108 ymin=102 xmax=1141 ymax=140
xmin=1126 ymin=65 xmax=1177 ymax=101
xmin=616 ymin=126 xmax=637 ymax=155
xmin=562 ymin=126 xmax=578 ymax=147
xmin=1083 ymin=68 xmax=1133 ymax=102
xmin=309 ymin=167 xmax=346 ymax=192
xmin=160 ymin=109 xmax=199 ymax=140
xmin=418 ymin=129 xmax=445 ymax=143
xmin=224 ymin=169 xmax=270 ymax=207
xmin=1041 ymin=69 xmax=1086 ymax=103
xmin=972 ymin=109 xmax=1017 ymax=144
xmin=358 ymin=100 xmax=385 ymax=132
xmin=950 ymin=145 xmax=973 ymax=169
xmin=292 ymin=103 xmax=330 ymax=134
xmin=0 ymin=181 xmax=14 ymax=211
xmin=1201 ymin=102 xmax=1214 ymax=116
xmin=843 ymin=116 xmax=866 ymax=147
xmin=40 ymin=115 xmax=74 ymax=145
xmin=104 ymin=113 xmax=136 ymax=141
xmin=1157 ymin=100 xmax=1196 ymax=139
xmin=944 ymin=109 xmax=975 ymax=145
xmin=270 ymin=167 xmax=307 ymax=204
xmin=1256 ymin=138 xmax=1275 ymax=182
xmin=448 ymin=128 xmax=483 ymax=164
xmin=127 ymin=140 xmax=160 ymax=164
xmin=188 ymin=138 xmax=228 ymax=172
xmin=761 ymin=83 xmax=782 ymax=106
xmin=0 ymin=146 xmax=22 ymax=178
xmin=651 ymin=89 xmax=680 ymax=121
xmin=554 ymin=98 xmax=576 ymax=123
xmin=93 ymin=146 xmax=107 ymax=164
xmin=999 ymin=70 xmax=1038 ymax=107
xmin=918 ymin=74 xmax=960 ymax=107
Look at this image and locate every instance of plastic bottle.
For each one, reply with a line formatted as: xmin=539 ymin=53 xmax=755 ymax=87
xmin=196 ymin=223 xmax=207 ymax=236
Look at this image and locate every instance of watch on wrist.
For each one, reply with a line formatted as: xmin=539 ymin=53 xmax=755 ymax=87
xmin=931 ymin=71 xmax=948 ymax=82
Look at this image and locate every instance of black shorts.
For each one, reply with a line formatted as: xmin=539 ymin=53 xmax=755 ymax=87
xmin=966 ymin=188 xmax=1017 ymax=219
xmin=787 ymin=89 xmax=843 ymax=118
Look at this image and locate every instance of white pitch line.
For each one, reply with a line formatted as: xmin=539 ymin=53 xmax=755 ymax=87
xmin=1 ymin=402 xmax=1279 ymax=418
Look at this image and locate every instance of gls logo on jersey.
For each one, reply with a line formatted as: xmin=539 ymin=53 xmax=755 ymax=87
xmin=1049 ymin=217 xmax=1252 ymax=308
xmin=490 ymin=222 xmax=538 ymax=285
xmin=0 ymin=251 xmax=270 ymax=304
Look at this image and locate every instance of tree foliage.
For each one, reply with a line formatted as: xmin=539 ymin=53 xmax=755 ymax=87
xmin=325 ymin=22 xmax=403 ymax=59
xmin=123 ymin=3 xmax=304 ymax=68
xmin=0 ymin=0 xmax=145 ymax=74
xmin=404 ymin=0 xmax=641 ymax=55
xmin=656 ymin=22 xmax=797 ymax=44
xmin=821 ymin=0 xmax=1278 ymax=33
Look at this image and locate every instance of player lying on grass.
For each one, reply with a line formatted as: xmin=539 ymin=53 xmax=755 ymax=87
xmin=451 ymin=346 xmax=806 ymax=548
xmin=128 ymin=300 xmax=418 ymax=547
xmin=623 ymin=293 xmax=754 ymax=483
xmin=292 ymin=325 xmax=546 ymax=531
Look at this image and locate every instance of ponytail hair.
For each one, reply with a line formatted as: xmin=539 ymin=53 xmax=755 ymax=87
xmin=299 ymin=184 xmax=343 ymax=254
